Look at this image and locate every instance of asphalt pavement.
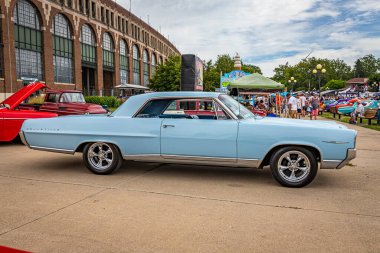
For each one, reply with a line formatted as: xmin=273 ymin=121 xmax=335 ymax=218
xmin=0 ymin=119 xmax=379 ymax=253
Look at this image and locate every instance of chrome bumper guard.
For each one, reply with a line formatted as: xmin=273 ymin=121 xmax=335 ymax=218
xmin=19 ymin=131 xmax=30 ymax=148
xmin=337 ymin=149 xmax=357 ymax=169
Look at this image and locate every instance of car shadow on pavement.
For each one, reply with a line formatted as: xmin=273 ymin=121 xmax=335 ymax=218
xmin=17 ymin=155 xmax=331 ymax=188
xmin=118 ymin=161 xmax=276 ymax=186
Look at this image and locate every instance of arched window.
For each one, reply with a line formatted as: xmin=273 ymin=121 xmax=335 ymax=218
xmin=13 ymin=0 xmax=43 ymax=80
xmin=158 ymin=56 xmax=163 ymax=65
xmin=151 ymin=53 xmax=157 ymax=77
xmin=132 ymin=45 xmax=140 ymax=85
xmin=103 ymin=32 xmax=114 ymax=68
xmin=119 ymin=39 xmax=129 ymax=85
xmin=53 ymin=14 xmax=73 ymax=83
xmin=80 ymin=24 xmax=96 ymax=65
xmin=143 ymin=49 xmax=149 ymax=86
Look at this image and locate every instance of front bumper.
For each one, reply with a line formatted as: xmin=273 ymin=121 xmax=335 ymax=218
xmin=320 ymin=148 xmax=357 ymax=169
xmin=336 ymin=148 xmax=357 ymax=169
xmin=19 ymin=131 xmax=30 ymax=148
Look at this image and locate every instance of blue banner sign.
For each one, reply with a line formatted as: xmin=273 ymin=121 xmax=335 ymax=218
xmin=220 ymin=70 xmax=250 ymax=91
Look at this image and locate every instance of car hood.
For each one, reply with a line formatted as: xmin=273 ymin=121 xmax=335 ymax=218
xmin=1 ymin=82 xmax=45 ymax=110
xmin=247 ymin=117 xmax=347 ymax=129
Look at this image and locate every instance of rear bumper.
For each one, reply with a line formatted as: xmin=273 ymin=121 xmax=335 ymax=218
xmin=321 ymin=149 xmax=357 ymax=169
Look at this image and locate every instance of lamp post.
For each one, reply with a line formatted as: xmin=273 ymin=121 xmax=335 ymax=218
xmin=312 ymin=64 xmax=326 ymax=100
xmin=372 ymin=82 xmax=380 ymax=92
xmin=288 ymin=76 xmax=297 ymax=92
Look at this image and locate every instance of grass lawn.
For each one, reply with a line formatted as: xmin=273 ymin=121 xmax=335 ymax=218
xmin=320 ymin=112 xmax=380 ymax=131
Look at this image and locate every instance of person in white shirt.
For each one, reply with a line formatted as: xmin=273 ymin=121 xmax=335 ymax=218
xmin=299 ymin=93 xmax=307 ymax=117
xmin=287 ymin=93 xmax=298 ymax=118
xmin=295 ymin=94 xmax=302 ymax=119
xmin=354 ymin=101 xmax=365 ymax=122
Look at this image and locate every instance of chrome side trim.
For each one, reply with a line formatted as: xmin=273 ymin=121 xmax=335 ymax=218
xmin=4 ymin=118 xmax=29 ymax=120
xmin=237 ymin=158 xmax=261 ymax=168
xmin=163 ymin=154 xmax=236 ymax=164
xmin=123 ymin=154 xmax=260 ymax=168
xmin=123 ymin=154 xmax=162 ymax=162
xmin=29 ymin=146 xmax=75 ymax=155
xmin=322 ymin=141 xmax=349 ymax=144
xmin=19 ymin=131 xmax=30 ymax=148
xmin=337 ymin=148 xmax=357 ymax=169
xmin=320 ymin=160 xmax=341 ymax=169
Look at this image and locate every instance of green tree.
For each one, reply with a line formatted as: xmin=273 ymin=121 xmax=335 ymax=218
xmin=214 ymin=54 xmax=234 ymax=74
xmin=149 ymin=55 xmax=181 ymax=91
xmin=241 ymin=64 xmax=262 ymax=74
xmin=354 ymin=54 xmax=379 ymax=77
xmin=203 ymin=60 xmax=220 ymax=91
xmin=321 ymin=79 xmax=346 ymax=91
xmin=272 ymin=57 xmax=354 ymax=91
xmin=368 ymin=73 xmax=380 ymax=91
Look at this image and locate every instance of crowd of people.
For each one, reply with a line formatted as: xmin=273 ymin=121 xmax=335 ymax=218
xmin=286 ymin=92 xmax=320 ymax=120
xmin=242 ymin=92 xmax=324 ymax=120
xmin=242 ymin=92 xmax=380 ymax=122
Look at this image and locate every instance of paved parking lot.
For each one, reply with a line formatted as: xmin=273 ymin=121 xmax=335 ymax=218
xmin=0 ymin=121 xmax=379 ymax=252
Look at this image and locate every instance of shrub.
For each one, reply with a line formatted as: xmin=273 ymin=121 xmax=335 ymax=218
xmin=84 ymin=96 xmax=122 ymax=108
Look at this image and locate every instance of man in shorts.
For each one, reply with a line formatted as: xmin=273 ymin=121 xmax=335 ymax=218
xmin=287 ymin=93 xmax=297 ymax=119
xmin=296 ymin=94 xmax=302 ymax=119
xmin=299 ymin=93 xmax=307 ymax=117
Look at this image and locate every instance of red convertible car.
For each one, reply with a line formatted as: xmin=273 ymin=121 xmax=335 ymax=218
xmin=0 ymin=83 xmax=57 ymax=142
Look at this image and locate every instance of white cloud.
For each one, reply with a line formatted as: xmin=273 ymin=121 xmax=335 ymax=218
xmin=123 ymin=0 xmax=380 ymax=76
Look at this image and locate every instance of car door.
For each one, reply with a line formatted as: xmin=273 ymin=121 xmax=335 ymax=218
xmin=160 ymin=100 xmax=238 ymax=164
xmin=40 ymin=93 xmax=59 ymax=114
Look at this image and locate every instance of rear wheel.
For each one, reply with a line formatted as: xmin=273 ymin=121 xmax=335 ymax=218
xmin=83 ymin=142 xmax=123 ymax=175
xmin=270 ymin=146 xmax=318 ymax=187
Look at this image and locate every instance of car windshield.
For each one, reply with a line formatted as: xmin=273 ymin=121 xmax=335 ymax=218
xmin=60 ymin=93 xmax=85 ymax=103
xmin=218 ymin=94 xmax=255 ymax=120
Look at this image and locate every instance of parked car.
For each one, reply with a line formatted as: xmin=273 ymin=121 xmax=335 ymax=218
xmin=20 ymin=92 xmax=357 ymax=187
xmin=19 ymin=84 xmax=108 ymax=115
xmin=323 ymin=99 xmax=336 ymax=112
xmin=330 ymin=99 xmax=355 ymax=114
xmin=0 ymin=83 xmax=57 ymax=142
xmin=338 ymin=100 xmax=379 ymax=115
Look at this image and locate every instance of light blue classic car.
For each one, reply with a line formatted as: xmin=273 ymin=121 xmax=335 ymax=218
xmin=20 ymin=92 xmax=357 ymax=187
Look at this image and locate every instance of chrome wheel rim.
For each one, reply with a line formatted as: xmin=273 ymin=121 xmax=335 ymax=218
xmin=277 ymin=151 xmax=311 ymax=183
xmin=88 ymin=143 xmax=113 ymax=171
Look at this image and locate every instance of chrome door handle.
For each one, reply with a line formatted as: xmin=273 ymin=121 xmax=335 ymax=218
xmin=162 ymin=124 xmax=175 ymax=128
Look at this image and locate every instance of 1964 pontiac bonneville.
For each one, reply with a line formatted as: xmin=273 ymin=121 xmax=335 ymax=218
xmin=20 ymin=92 xmax=357 ymax=187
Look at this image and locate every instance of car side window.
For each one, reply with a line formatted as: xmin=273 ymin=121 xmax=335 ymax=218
xmin=162 ymin=99 xmax=230 ymax=120
xmin=135 ymin=98 xmax=231 ymax=120
xmin=46 ymin=94 xmax=59 ymax=103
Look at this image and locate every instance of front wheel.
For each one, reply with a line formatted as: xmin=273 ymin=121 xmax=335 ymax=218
xmin=83 ymin=142 xmax=123 ymax=175
xmin=270 ymin=147 xmax=318 ymax=187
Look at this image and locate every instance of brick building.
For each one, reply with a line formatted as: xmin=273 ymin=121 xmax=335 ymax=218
xmin=0 ymin=0 xmax=180 ymax=97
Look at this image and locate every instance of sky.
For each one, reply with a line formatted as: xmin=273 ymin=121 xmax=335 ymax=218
xmin=121 ymin=0 xmax=380 ymax=77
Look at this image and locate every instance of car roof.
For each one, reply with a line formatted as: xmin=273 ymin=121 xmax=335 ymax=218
xmin=138 ymin=91 xmax=222 ymax=99
xmin=112 ymin=92 xmax=223 ymax=117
